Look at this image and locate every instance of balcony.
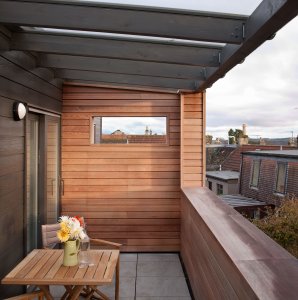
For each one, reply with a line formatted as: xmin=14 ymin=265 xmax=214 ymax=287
xmin=0 ymin=0 xmax=298 ymax=299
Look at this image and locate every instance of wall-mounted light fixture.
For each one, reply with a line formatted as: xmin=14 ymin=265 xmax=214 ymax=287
xmin=13 ymin=102 xmax=27 ymax=121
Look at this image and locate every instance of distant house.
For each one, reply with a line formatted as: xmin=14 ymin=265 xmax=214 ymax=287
xmin=220 ymin=195 xmax=267 ymax=219
xmin=240 ymin=150 xmax=298 ymax=205
xmin=206 ymin=170 xmax=239 ymax=195
xmin=221 ymin=144 xmax=295 ymax=172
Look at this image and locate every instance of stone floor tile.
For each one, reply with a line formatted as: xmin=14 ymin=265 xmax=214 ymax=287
xmin=100 ymin=277 xmax=136 ymax=298
xmin=137 ymin=261 xmax=184 ymax=277
xmin=120 ymin=253 xmax=138 ymax=262
xmin=136 ymin=277 xmax=190 ymax=297
xmin=138 ymin=253 xmax=180 ymax=262
xmin=121 ymin=261 xmax=137 ymax=277
xmin=136 ymin=297 xmax=192 ymax=300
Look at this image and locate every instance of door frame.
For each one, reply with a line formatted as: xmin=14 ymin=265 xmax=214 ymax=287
xmin=24 ymin=110 xmax=61 ymax=253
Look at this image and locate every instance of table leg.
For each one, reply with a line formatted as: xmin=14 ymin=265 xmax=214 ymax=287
xmin=115 ymin=256 xmax=120 ymax=300
xmin=38 ymin=285 xmax=54 ymax=300
xmin=67 ymin=285 xmax=84 ymax=300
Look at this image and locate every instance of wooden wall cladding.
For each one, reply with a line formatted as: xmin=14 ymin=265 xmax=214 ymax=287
xmin=180 ymin=92 xmax=205 ymax=187
xmin=0 ymin=50 xmax=62 ymax=297
xmin=61 ymin=85 xmax=180 ymax=251
xmin=181 ymin=187 xmax=298 ymax=300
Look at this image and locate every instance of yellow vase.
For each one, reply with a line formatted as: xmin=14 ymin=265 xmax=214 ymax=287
xmin=63 ymin=240 xmax=80 ymax=266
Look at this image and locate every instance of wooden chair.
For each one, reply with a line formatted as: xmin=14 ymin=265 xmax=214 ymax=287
xmin=41 ymin=223 xmax=61 ymax=249
xmin=5 ymin=291 xmax=44 ymax=300
xmin=41 ymin=223 xmax=121 ymax=299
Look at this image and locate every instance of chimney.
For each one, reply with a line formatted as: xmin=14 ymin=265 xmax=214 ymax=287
xmin=242 ymin=123 xmax=247 ymax=136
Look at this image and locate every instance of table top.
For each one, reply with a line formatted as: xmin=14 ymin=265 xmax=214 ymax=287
xmin=2 ymin=249 xmax=119 ymax=286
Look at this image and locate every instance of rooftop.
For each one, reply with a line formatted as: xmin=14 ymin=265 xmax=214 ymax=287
xmin=221 ymin=194 xmax=266 ymax=208
xmin=244 ymin=149 xmax=298 ymax=159
xmin=206 ymin=170 xmax=239 ymax=180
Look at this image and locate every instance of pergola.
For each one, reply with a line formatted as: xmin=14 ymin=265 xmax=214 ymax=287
xmin=0 ymin=0 xmax=297 ymax=93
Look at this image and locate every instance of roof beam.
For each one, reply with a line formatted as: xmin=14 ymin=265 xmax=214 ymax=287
xmin=11 ymin=32 xmax=222 ymax=67
xmin=198 ymin=0 xmax=298 ymax=91
xmin=54 ymin=69 xmax=198 ymax=91
xmin=38 ymin=54 xmax=214 ymax=80
xmin=0 ymin=25 xmax=11 ymax=50
xmin=0 ymin=0 xmax=246 ymax=44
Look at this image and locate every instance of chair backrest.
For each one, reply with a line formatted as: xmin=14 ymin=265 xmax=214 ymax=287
xmin=5 ymin=291 xmax=44 ymax=300
xmin=41 ymin=223 xmax=61 ymax=248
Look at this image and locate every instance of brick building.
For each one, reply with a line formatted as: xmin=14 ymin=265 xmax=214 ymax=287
xmin=239 ymin=150 xmax=298 ymax=205
xmin=222 ymin=145 xmax=295 ymax=172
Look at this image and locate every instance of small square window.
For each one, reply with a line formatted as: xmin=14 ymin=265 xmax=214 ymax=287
xmin=275 ymin=162 xmax=287 ymax=194
xmin=208 ymin=181 xmax=212 ymax=191
xmin=250 ymin=160 xmax=261 ymax=188
xmin=217 ymin=183 xmax=223 ymax=195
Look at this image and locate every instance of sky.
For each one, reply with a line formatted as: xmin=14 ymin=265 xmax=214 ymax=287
xmin=206 ymin=15 xmax=298 ymax=140
xmin=97 ymin=117 xmax=167 ymax=135
xmin=90 ymin=0 xmax=297 ymax=139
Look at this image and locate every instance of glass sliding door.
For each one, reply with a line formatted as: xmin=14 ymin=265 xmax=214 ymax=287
xmin=46 ymin=117 xmax=60 ymax=224
xmin=26 ymin=112 xmax=60 ymax=253
xmin=26 ymin=114 xmax=40 ymax=253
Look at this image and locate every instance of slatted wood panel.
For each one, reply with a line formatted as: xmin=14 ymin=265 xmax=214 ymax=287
xmin=61 ymin=85 xmax=180 ymax=251
xmin=180 ymin=92 xmax=205 ymax=187
xmin=181 ymin=187 xmax=298 ymax=300
xmin=0 ymin=49 xmax=62 ymax=298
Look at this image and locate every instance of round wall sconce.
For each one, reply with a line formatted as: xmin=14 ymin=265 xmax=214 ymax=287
xmin=13 ymin=102 xmax=27 ymax=121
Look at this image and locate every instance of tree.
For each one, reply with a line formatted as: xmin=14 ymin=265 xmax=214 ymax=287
xmin=206 ymin=134 xmax=213 ymax=144
xmin=228 ymin=128 xmax=248 ymax=144
xmin=252 ymin=196 xmax=298 ymax=258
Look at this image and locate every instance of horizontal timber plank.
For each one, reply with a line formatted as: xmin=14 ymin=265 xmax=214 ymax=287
xmin=63 ymin=204 xmax=180 ymax=212
xmin=86 ymin=218 xmax=180 ymax=226
xmin=63 ymin=185 xmax=180 ymax=192
xmin=62 ymin=158 xmax=180 ymax=165
xmin=62 ymin=145 xmax=180 ymax=152
xmin=63 ymin=178 xmax=180 ymax=186
xmin=62 ymin=164 xmax=180 ymax=172
xmin=62 ymin=151 xmax=179 ymax=159
xmin=62 ymin=99 xmax=179 ymax=106
xmin=62 ymin=211 xmax=180 ymax=218
xmin=83 ymin=232 xmax=179 ymax=239
xmin=87 ymin=225 xmax=180 ymax=232
xmin=121 ymin=245 xmax=180 ymax=252
xmin=62 ymin=191 xmax=180 ymax=199
xmin=63 ymin=198 xmax=180 ymax=205
xmin=62 ymin=112 xmax=179 ymax=119
xmin=61 ymin=171 xmax=180 ymax=179
xmin=63 ymin=92 xmax=178 ymax=100
xmin=62 ymin=106 xmax=179 ymax=113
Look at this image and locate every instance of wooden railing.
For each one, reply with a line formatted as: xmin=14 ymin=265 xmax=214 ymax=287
xmin=181 ymin=187 xmax=298 ymax=300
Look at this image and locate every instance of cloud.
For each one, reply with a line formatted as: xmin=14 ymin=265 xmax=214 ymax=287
xmin=99 ymin=117 xmax=167 ymax=134
xmin=206 ymin=17 xmax=298 ymax=139
xmin=86 ymin=1 xmax=261 ymax=14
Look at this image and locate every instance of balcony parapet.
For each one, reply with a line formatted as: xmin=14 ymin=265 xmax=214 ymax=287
xmin=181 ymin=187 xmax=298 ymax=300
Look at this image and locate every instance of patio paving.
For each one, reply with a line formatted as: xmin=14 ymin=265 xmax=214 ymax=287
xmin=51 ymin=253 xmax=192 ymax=300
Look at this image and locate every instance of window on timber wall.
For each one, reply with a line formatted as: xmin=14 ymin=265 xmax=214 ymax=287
xmin=275 ymin=162 xmax=288 ymax=194
xmin=92 ymin=116 xmax=167 ymax=144
xmin=250 ymin=160 xmax=261 ymax=188
xmin=208 ymin=181 xmax=213 ymax=191
xmin=216 ymin=183 xmax=223 ymax=195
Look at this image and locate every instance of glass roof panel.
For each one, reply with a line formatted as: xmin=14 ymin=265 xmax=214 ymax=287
xmin=77 ymin=0 xmax=262 ymax=15
xmin=20 ymin=27 xmax=225 ymax=48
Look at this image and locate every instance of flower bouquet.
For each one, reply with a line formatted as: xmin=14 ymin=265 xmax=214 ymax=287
xmin=57 ymin=216 xmax=86 ymax=266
